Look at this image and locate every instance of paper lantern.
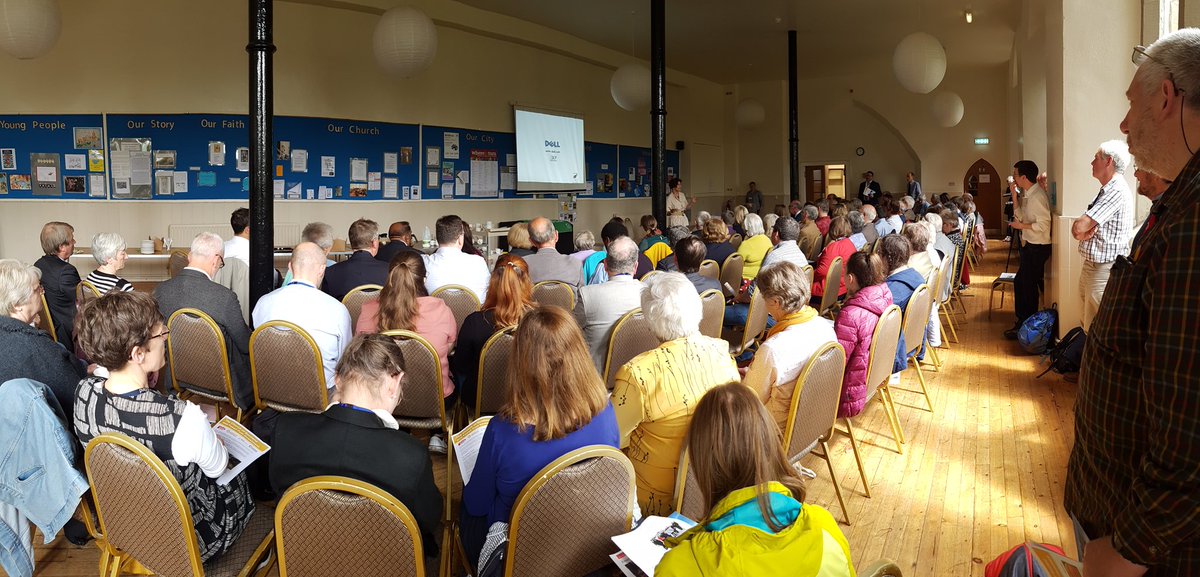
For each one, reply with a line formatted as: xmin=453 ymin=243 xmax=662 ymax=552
xmin=735 ymin=99 xmax=765 ymax=128
xmin=0 ymin=0 xmax=60 ymax=60
xmin=372 ymin=6 xmax=437 ymax=78
xmin=611 ymin=64 xmax=650 ymax=111
xmin=892 ymin=32 xmax=946 ymax=94
xmin=931 ymin=91 xmax=964 ymax=127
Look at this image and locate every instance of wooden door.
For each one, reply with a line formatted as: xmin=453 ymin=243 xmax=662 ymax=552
xmin=964 ymin=159 xmax=1002 ymax=236
xmin=805 ymin=165 xmax=824 ymax=202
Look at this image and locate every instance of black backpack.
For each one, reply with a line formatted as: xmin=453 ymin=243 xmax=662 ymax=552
xmin=1037 ymin=327 xmax=1086 ymax=378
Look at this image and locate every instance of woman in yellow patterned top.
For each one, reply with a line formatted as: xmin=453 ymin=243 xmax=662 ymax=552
xmin=612 ymin=272 xmax=740 ymax=516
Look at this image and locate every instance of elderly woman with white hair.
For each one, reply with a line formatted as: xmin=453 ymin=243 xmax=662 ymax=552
xmin=735 ymin=213 xmax=773 ymax=280
xmin=926 ymin=211 xmax=956 ymax=264
xmin=611 ymin=272 xmax=739 ymax=516
xmin=86 ymin=233 xmax=134 ymax=294
xmin=570 ymin=230 xmax=597 ymax=263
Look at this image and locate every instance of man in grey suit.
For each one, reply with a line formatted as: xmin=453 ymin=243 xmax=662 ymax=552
xmin=523 ymin=217 xmax=584 ymax=289
xmin=154 ymin=232 xmax=253 ymax=410
xmin=575 ymin=236 xmax=643 ymax=372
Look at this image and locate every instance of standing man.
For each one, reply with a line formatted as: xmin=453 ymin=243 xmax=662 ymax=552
xmin=1003 ymin=159 xmax=1051 ymax=339
xmin=743 ymin=181 xmax=764 ymax=215
xmin=1066 ymin=29 xmax=1200 ymax=577
xmin=1072 ymin=140 xmax=1133 ymax=331
xmin=857 ymin=171 xmax=882 ymax=205
xmin=906 ymin=172 xmax=923 ymax=202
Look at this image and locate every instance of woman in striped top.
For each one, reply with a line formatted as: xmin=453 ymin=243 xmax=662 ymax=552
xmin=85 ymin=232 xmax=133 ymax=294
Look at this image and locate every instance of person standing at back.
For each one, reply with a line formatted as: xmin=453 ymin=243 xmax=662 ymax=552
xmin=1072 ymin=140 xmax=1133 ymax=331
xmin=1004 ymin=160 xmax=1052 ymax=339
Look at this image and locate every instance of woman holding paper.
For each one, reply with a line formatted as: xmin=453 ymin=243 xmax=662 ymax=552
xmin=71 ymin=291 xmax=254 ymax=563
xmin=656 ymin=383 xmax=854 ymax=577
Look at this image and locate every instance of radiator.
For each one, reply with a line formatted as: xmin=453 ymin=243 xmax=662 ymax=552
xmin=167 ymin=223 xmax=301 ymax=248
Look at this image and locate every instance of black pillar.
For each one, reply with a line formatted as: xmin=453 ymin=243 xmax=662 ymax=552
xmin=650 ymin=0 xmax=667 ymax=226
xmin=788 ymin=30 xmax=799 ymax=202
xmin=247 ymin=0 xmax=275 ymax=310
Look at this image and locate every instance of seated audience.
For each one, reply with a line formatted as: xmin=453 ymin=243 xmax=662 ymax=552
xmin=702 ymin=219 xmax=736 ymax=268
xmin=731 ymin=205 xmax=749 ymax=237
xmin=762 ymin=213 xmax=780 ymax=238
xmin=576 ymin=236 xmax=643 ymax=371
xmin=587 ymin=221 xmax=654 ymax=284
xmin=613 ymin=272 xmax=740 ymax=516
xmin=424 ymin=214 xmax=491 ymax=302
xmin=73 ymin=291 xmax=254 ymax=563
xmin=874 ymin=198 xmax=900 ymax=236
xmin=251 ymin=242 xmax=352 ymax=388
xmin=460 ymin=306 xmax=619 ymax=565
xmin=673 ymin=236 xmax=720 ymax=294
xmin=693 ymin=210 xmax=712 ymax=235
xmin=899 ymin=196 xmax=917 ymax=222
xmin=654 ymin=226 xmax=693 ymax=272
xmin=269 ymin=333 xmax=442 ymax=554
xmin=760 ymin=216 xmax=809 ymax=271
xmin=860 ymin=204 xmax=880 ymax=246
xmin=811 ymin=216 xmax=857 ymax=303
xmin=282 ymin=222 xmax=335 ymax=285
xmin=505 ymin=222 xmax=535 ymax=257
xmin=358 ymin=251 xmax=456 ymax=398
xmin=926 ymin=212 xmax=954 ymax=262
xmin=523 ymin=216 xmax=583 ymax=289
xmin=571 ymin=230 xmax=597 ymax=263
xmin=638 ymin=215 xmax=668 ymax=252
xmin=0 ymin=259 xmax=88 ymax=412
xmin=657 ymin=383 xmax=854 ymax=577
xmin=814 ymin=201 xmax=831 ymax=236
xmin=376 ymin=220 xmax=420 ymax=264
xmin=722 ymin=210 xmax=737 ymax=236
xmin=742 ymin=262 xmax=837 ymax=430
xmin=154 ymin=233 xmax=252 ymax=410
xmin=847 ymin=211 xmax=869 ymax=251
xmin=223 ymin=208 xmax=250 ymax=267
xmin=736 ymin=213 xmax=773 ymax=280
xmin=797 ymin=206 xmax=822 ymax=260
xmin=461 ymin=220 xmax=484 ymax=257
xmin=902 ymin=223 xmax=941 ymax=286
xmin=34 ymin=221 xmax=80 ymax=349
xmin=86 ymin=233 xmax=134 ymax=294
xmin=879 ymin=235 xmax=926 ymax=371
xmin=321 ymin=218 xmax=389 ymax=302
xmin=834 ymin=253 xmax=893 ymax=419
xmin=451 ymin=253 xmax=535 ymax=408
xmin=940 ymin=208 xmax=967 ymax=282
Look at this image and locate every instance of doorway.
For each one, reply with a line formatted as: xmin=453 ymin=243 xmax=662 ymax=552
xmin=804 ymin=163 xmax=846 ymax=202
xmin=964 ymin=159 xmax=1002 ymax=236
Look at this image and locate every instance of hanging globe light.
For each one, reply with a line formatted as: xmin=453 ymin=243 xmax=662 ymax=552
xmin=892 ymin=32 xmax=946 ymax=94
xmin=735 ymin=99 xmax=766 ymax=128
xmin=611 ymin=64 xmax=650 ymax=111
xmin=372 ymin=6 xmax=438 ymax=78
xmin=0 ymin=0 xmax=61 ymax=60
xmin=931 ymin=91 xmax=965 ymax=127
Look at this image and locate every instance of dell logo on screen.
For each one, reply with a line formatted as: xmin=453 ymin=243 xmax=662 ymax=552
xmin=545 ymin=140 xmax=560 ymax=148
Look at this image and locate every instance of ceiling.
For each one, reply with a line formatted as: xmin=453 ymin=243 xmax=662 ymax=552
xmin=452 ymin=0 xmax=1019 ymax=84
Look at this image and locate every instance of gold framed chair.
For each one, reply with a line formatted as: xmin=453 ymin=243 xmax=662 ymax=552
xmin=722 ymin=290 xmax=767 ymax=357
xmin=78 ymin=279 xmax=103 ymax=304
xmin=167 ymin=249 xmax=190 ymax=279
xmin=936 ymin=255 xmax=960 ymax=344
xmin=900 ymin=285 xmax=935 ymax=413
xmin=698 ymin=289 xmax=724 ymax=339
xmin=639 ymin=269 xmax=663 ymax=281
xmin=504 ymin=446 xmax=635 ymax=577
xmin=167 ymin=308 xmax=243 ymax=421
xmin=601 ymin=309 xmax=658 ymax=390
xmin=474 ymin=325 xmax=517 ymax=419
xmin=250 ymin=321 xmax=329 ymax=413
xmin=83 ymin=433 xmax=275 ymax=577
xmin=817 ymin=256 xmax=844 ymax=319
xmin=275 ymin=476 xmax=427 ymax=577
xmin=841 ymin=304 xmax=904 ymax=497
xmin=341 ymin=284 xmax=383 ymax=331
xmin=729 ymin=233 xmax=743 ymax=250
xmin=718 ymin=253 xmax=744 ymax=294
xmin=672 ymin=448 xmax=705 ymax=522
xmin=802 ymin=264 xmax=814 ymax=288
xmin=531 ymin=280 xmax=575 ymax=312
xmin=781 ymin=342 xmax=851 ymax=524
xmin=859 ymin=559 xmax=905 ymax=577
xmin=697 ymin=259 xmax=719 ymax=281
xmin=36 ymin=290 xmax=57 ymax=343
xmin=431 ymin=284 xmax=481 ymax=332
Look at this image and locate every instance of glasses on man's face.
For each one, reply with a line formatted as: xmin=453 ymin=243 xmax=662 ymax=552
xmin=149 ymin=329 xmax=170 ymax=341
xmin=217 ymin=255 xmax=225 ymax=269
xmin=1132 ymin=45 xmax=1180 ymax=87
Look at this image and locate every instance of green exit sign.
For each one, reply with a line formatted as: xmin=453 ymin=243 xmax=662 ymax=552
xmin=974 ymin=137 xmax=990 ymax=145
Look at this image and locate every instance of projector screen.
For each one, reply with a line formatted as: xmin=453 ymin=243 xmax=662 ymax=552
xmin=515 ymin=106 xmax=586 ymax=193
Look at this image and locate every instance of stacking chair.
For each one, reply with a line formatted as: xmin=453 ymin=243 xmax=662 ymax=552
xmin=947 ymin=243 xmax=969 ymax=316
xmin=817 ymin=256 xmax=844 ymax=319
xmin=431 ymin=284 xmax=480 ymax=332
xmin=697 ymin=259 xmax=719 ymax=281
xmin=250 ymin=321 xmax=328 ymax=413
xmin=781 ymin=342 xmax=851 ymax=524
xmin=698 ymin=289 xmax=724 ymax=339
xmin=602 ymin=309 xmax=658 ymax=390
xmin=639 ymin=270 xmax=663 ymax=281
xmin=900 ymin=285 xmax=935 ymax=413
xmin=802 ymin=264 xmax=814 ymax=288
xmin=532 ymin=280 xmax=575 ymax=312
xmin=341 ymin=284 xmax=382 ymax=331
xmin=504 ymin=446 xmax=635 ymax=577
xmin=78 ymin=279 xmax=103 ymax=305
xmin=83 ymin=433 xmax=275 ymax=577
xmin=841 ymin=304 xmax=903 ymax=497
xmin=936 ymin=256 xmax=960 ymax=344
xmin=729 ymin=233 xmax=743 ymax=250
xmin=36 ymin=290 xmax=57 ymax=343
xmin=722 ymin=290 xmax=767 ymax=357
xmin=275 ymin=476 xmax=427 ymax=577
xmin=167 ymin=249 xmax=189 ymax=278
xmin=672 ymin=448 xmax=705 ymax=522
xmin=719 ymin=253 xmax=744 ymax=294
xmin=474 ymin=325 xmax=517 ymax=419
xmin=167 ymin=308 xmax=243 ymax=421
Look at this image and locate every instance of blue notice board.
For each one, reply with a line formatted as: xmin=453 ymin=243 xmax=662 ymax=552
xmin=0 ymin=114 xmax=105 ymax=199
xmin=273 ymin=116 xmax=420 ymax=201
xmin=420 ymin=125 xmax=517 ymax=200
xmin=583 ymin=141 xmax=618 ymax=199
xmin=616 ymin=146 xmax=680 ymax=199
xmin=106 ymin=113 xmax=250 ymax=201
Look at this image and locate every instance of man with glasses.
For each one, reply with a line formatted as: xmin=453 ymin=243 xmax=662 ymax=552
xmin=153 ymin=232 xmax=253 ymax=410
xmin=1072 ymin=140 xmax=1134 ymax=332
xmin=1065 ymin=30 xmax=1200 ymax=576
xmin=1003 ymin=159 xmax=1051 ymax=340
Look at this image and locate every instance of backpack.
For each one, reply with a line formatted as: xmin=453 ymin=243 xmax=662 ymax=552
xmin=1018 ymin=306 xmax=1057 ymax=355
xmin=1037 ymin=327 xmax=1086 ymax=377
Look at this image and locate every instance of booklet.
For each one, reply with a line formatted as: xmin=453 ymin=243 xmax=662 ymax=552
xmin=1026 ymin=542 xmax=1083 ymax=577
xmin=610 ymin=514 xmax=697 ymax=577
xmin=212 ymin=416 xmax=271 ymax=486
xmin=452 ymin=416 xmax=492 ymax=485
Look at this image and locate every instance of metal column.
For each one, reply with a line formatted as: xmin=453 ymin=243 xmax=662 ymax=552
xmin=788 ymin=30 xmax=800 ymax=202
xmin=650 ymin=0 xmax=667 ymax=226
xmin=247 ymin=0 xmax=275 ymax=310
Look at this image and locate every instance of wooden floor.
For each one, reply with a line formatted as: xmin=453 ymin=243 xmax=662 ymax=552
xmin=19 ymin=239 xmax=1079 ymax=577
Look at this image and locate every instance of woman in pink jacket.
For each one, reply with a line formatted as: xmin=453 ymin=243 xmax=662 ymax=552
xmin=834 ymin=252 xmax=894 ymax=418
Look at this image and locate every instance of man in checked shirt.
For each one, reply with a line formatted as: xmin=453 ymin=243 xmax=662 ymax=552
xmin=1064 ymin=29 xmax=1200 ymax=577
xmin=1071 ymin=140 xmax=1134 ymax=331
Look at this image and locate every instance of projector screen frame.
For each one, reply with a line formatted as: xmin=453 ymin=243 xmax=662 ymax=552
xmin=514 ymin=104 xmax=587 ymax=194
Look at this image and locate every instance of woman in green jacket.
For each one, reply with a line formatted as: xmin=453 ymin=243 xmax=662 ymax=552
xmin=658 ymin=382 xmax=855 ymax=577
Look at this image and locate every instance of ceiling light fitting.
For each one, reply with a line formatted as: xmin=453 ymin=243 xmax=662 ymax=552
xmin=965 ymin=8 xmax=974 ymax=23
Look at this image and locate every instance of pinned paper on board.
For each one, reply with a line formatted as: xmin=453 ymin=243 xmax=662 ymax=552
xmin=382 ymin=177 xmax=398 ymax=199
xmin=383 ymin=152 xmax=398 ymax=174
xmin=291 ymin=149 xmax=308 ymax=173
xmin=321 ymin=156 xmax=336 ymax=177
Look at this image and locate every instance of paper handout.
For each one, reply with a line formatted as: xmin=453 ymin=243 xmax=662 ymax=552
xmin=212 ymin=416 xmax=270 ymax=486
xmin=451 ymin=416 xmax=492 ymax=486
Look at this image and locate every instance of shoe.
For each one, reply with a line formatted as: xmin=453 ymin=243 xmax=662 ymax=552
xmin=1003 ymin=327 xmax=1020 ymax=340
xmin=63 ymin=518 xmax=91 ymax=546
xmin=428 ymin=433 xmax=447 ymax=454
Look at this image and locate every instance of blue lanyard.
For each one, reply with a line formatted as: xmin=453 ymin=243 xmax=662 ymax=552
xmin=337 ymin=403 xmax=374 ymax=415
xmin=287 ymin=281 xmax=315 ymax=289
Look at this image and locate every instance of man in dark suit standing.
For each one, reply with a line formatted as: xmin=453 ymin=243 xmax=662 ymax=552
xmin=33 ymin=221 xmax=81 ymax=349
xmin=269 ymin=334 xmax=442 ymax=556
xmin=857 ymin=170 xmax=882 ymax=205
xmin=322 ymin=218 xmax=389 ymax=301
xmin=154 ymin=232 xmax=253 ymax=410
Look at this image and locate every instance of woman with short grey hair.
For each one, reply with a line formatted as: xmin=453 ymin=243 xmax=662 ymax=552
xmin=87 ymin=233 xmax=134 ymax=294
xmin=736 ymin=213 xmax=774 ymax=280
xmin=571 ymin=230 xmax=597 ymax=263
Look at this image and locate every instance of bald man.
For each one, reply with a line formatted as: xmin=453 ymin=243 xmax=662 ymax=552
xmin=522 ymin=216 xmax=584 ymax=289
xmin=252 ymin=242 xmax=353 ymax=387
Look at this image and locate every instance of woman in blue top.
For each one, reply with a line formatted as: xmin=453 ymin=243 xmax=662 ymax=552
xmin=460 ymin=305 xmax=619 ymax=567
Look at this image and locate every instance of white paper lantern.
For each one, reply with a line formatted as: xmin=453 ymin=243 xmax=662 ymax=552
xmin=611 ymin=64 xmax=650 ymax=111
xmin=372 ymin=6 xmax=437 ymax=78
xmin=892 ymin=32 xmax=946 ymax=94
xmin=735 ymin=99 xmax=765 ymax=128
xmin=931 ymin=91 xmax=964 ymax=127
xmin=0 ymin=0 xmax=60 ymax=60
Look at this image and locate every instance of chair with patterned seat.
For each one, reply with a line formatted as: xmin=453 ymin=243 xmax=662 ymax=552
xmin=341 ymin=284 xmax=382 ymax=331
xmin=250 ymin=321 xmax=329 ymax=413
xmin=721 ymin=289 xmax=767 ymax=357
xmin=719 ymin=253 xmax=744 ymax=292
xmin=431 ymin=284 xmax=480 ymax=332
xmin=698 ymin=289 xmax=724 ymax=339
xmin=601 ymin=309 xmax=657 ymax=390
xmin=78 ymin=279 xmax=103 ymax=305
xmin=379 ymin=330 xmax=449 ymax=435
xmin=671 ymin=449 xmax=705 ymax=522
xmin=167 ymin=308 xmax=243 ymax=421
xmin=729 ymin=233 xmax=743 ymax=251
xmin=532 ymin=280 xmax=575 ymax=312
xmin=817 ymin=256 xmax=844 ymax=319
xmin=474 ymin=325 xmax=517 ymax=419
xmin=781 ymin=342 xmax=851 ymax=524
xmin=36 ymin=290 xmax=57 ymax=343
xmin=841 ymin=304 xmax=904 ymax=498
xmin=697 ymin=259 xmax=719 ymax=281
xmin=900 ymin=285 xmax=935 ymax=413
xmin=167 ymin=249 xmax=189 ymax=279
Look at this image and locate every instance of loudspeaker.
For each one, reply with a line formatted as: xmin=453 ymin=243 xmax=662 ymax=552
xmin=675 ymin=140 xmax=685 ymax=150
